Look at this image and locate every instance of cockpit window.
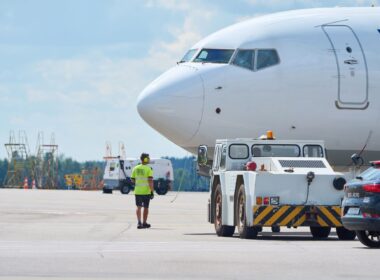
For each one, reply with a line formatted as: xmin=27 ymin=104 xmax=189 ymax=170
xmin=193 ymin=49 xmax=234 ymax=64
xmin=232 ymin=49 xmax=255 ymax=70
xmin=256 ymin=49 xmax=279 ymax=70
xmin=179 ymin=49 xmax=198 ymax=63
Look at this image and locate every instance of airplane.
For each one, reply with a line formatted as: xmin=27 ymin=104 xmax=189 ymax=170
xmin=137 ymin=7 xmax=380 ymax=167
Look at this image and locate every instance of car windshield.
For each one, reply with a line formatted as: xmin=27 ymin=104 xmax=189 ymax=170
xmin=358 ymin=167 xmax=380 ymax=181
xmin=193 ymin=49 xmax=234 ymax=64
xmin=179 ymin=49 xmax=198 ymax=63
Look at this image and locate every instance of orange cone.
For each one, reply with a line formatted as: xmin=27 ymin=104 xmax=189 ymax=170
xmin=23 ymin=178 xmax=28 ymax=189
xmin=32 ymin=179 xmax=36 ymax=189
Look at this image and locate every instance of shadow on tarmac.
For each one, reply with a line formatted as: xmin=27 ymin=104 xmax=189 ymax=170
xmin=184 ymin=231 xmax=359 ymax=242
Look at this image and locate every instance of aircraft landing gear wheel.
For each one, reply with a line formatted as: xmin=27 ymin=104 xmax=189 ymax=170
xmin=271 ymin=226 xmax=281 ymax=233
xmin=214 ymin=184 xmax=235 ymax=237
xmin=310 ymin=226 xmax=331 ymax=239
xmin=236 ymin=184 xmax=258 ymax=239
xmin=336 ymin=227 xmax=356 ymax=240
xmin=356 ymin=230 xmax=380 ymax=248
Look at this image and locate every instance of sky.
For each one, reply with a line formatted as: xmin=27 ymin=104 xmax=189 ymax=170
xmin=0 ymin=0 xmax=377 ymax=161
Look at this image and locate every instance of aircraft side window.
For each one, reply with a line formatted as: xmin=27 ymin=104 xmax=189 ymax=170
xmin=232 ymin=49 xmax=255 ymax=70
xmin=256 ymin=49 xmax=279 ymax=70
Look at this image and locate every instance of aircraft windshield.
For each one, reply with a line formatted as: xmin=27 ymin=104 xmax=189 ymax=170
xmin=193 ymin=49 xmax=234 ymax=64
xmin=179 ymin=49 xmax=198 ymax=63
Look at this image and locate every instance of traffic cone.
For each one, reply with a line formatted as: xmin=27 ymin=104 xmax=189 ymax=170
xmin=23 ymin=178 xmax=28 ymax=189
xmin=32 ymin=179 xmax=36 ymax=189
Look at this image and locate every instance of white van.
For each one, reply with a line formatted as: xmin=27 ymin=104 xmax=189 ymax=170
xmin=103 ymin=157 xmax=174 ymax=195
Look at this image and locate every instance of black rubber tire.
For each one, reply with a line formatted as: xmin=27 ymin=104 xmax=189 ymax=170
xmin=155 ymin=179 xmax=169 ymax=195
xmin=336 ymin=227 xmax=356 ymax=240
xmin=103 ymin=188 xmax=112 ymax=194
xmin=236 ymin=184 xmax=258 ymax=239
xmin=120 ymin=185 xmax=130 ymax=195
xmin=356 ymin=230 xmax=380 ymax=248
xmin=214 ymin=184 xmax=235 ymax=237
xmin=310 ymin=226 xmax=331 ymax=239
xmin=271 ymin=226 xmax=281 ymax=233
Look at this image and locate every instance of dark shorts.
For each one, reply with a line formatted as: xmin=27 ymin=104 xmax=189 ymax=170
xmin=135 ymin=195 xmax=151 ymax=208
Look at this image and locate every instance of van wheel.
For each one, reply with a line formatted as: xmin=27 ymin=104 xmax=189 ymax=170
xmin=336 ymin=227 xmax=356 ymax=240
xmin=310 ymin=226 xmax=331 ymax=239
xmin=155 ymin=179 xmax=168 ymax=195
xmin=103 ymin=188 xmax=112 ymax=194
xmin=236 ymin=184 xmax=258 ymax=239
xmin=120 ymin=185 xmax=130 ymax=195
xmin=356 ymin=230 xmax=380 ymax=248
xmin=214 ymin=184 xmax=235 ymax=237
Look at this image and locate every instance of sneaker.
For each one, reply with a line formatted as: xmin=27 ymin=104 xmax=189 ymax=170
xmin=137 ymin=223 xmax=143 ymax=229
xmin=142 ymin=223 xmax=151 ymax=228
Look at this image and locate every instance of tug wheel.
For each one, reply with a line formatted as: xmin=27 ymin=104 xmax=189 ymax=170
xmin=336 ymin=227 xmax=356 ymax=240
xmin=236 ymin=184 xmax=258 ymax=239
xmin=214 ymin=184 xmax=235 ymax=237
xmin=310 ymin=226 xmax=331 ymax=239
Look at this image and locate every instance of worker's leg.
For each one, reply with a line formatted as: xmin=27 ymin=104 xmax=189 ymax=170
xmin=143 ymin=207 xmax=149 ymax=223
xmin=142 ymin=195 xmax=151 ymax=228
xmin=136 ymin=206 xmax=142 ymax=224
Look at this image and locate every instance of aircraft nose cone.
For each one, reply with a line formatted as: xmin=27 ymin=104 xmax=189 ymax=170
xmin=137 ymin=66 xmax=204 ymax=145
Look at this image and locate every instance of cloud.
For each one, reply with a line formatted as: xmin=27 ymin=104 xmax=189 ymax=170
xmin=244 ymin=0 xmax=377 ymax=8
xmin=144 ymin=0 xmax=192 ymax=11
xmin=143 ymin=1 xmax=216 ymax=70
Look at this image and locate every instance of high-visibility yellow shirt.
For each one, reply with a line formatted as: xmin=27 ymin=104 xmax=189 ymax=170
xmin=131 ymin=164 xmax=153 ymax=195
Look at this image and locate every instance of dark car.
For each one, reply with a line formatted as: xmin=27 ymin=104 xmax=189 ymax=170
xmin=342 ymin=161 xmax=380 ymax=248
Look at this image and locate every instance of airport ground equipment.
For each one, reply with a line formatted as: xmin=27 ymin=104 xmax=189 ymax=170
xmin=2 ymin=131 xmax=59 ymax=189
xmin=64 ymin=168 xmax=102 ymax=190
xmin=197 ymin=132 xmax=355 ymax=240
xmin=102 ymin=157 xmax=173 ymax=195
xmin=35 ymin=132 xmax=58 ymax=189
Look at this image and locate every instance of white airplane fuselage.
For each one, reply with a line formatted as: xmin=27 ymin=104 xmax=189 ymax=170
xmin=137 ymin=8 xmax=380 ymax=166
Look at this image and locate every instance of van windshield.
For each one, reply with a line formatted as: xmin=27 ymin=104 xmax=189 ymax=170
xmin=193 ymin=49 xmax=234 ymax=64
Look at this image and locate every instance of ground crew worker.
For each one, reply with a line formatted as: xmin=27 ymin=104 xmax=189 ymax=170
xmin=131 ymin=153 xmax=154 ymax=229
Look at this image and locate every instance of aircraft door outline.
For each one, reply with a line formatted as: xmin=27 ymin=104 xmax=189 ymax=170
xmin=322 ymin=24 xmax=369 ymax=110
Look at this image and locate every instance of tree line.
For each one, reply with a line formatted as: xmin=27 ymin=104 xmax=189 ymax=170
xmin=0 ymin=156 xmax=209 ymax=192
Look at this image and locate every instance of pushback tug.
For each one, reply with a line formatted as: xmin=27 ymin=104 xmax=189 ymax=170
xmin=197 ymin=131 xmax=356 ymax=240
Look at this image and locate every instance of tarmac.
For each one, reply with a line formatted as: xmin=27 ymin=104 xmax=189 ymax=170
xmin=0 ymin=189 xmax=378 ymax=280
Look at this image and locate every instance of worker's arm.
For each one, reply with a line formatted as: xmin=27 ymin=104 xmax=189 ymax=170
xmin=130 ymin=167 xmax=136 ymax=185
xmin=148 ymin=167 xmax=154 ymax=192
xmin=148 ymin=177 xmax=153 ymax=192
